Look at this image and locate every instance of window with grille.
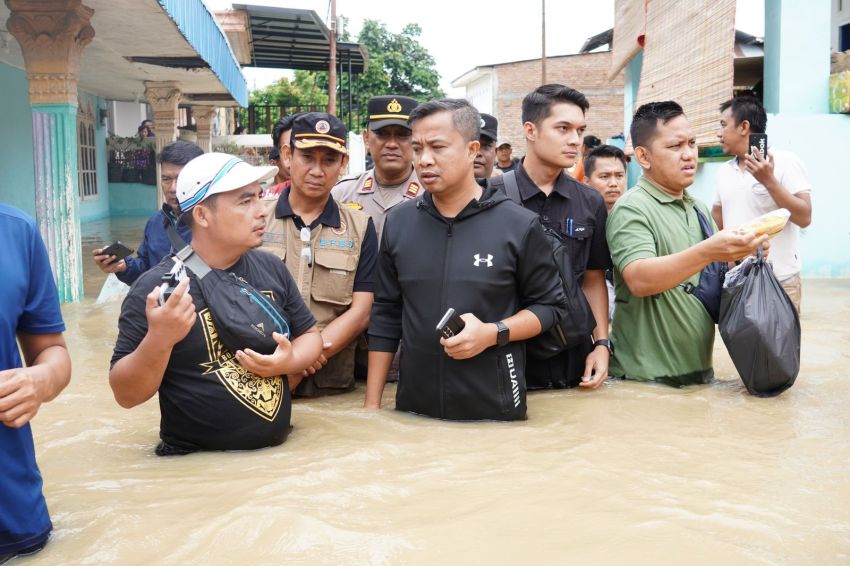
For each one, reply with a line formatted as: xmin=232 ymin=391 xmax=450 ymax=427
xmin=77 ymin=113 xmax=98 ymax=199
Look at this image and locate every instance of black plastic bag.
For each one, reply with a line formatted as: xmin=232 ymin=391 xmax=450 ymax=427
xmin=719 ymin=251 xmax=800 ymax=397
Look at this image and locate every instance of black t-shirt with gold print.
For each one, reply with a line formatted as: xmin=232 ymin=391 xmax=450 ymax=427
xmin=111 ymin=250 xmax=316 ymax=453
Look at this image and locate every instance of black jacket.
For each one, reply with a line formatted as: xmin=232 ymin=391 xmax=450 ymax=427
xmin=369 ymin=184 xmax=567 ymax=421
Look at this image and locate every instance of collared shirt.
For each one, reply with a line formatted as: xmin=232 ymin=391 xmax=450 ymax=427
xmin=713 ymin=148 xmax=812 ymax=281
xmin=490 ymin=161 xmax=611 ymax=389
xmin=116 ymin=204 xmax=192 ymax=286
xmin=607 ymin=176 xmax=716 ymax=385
xmin=272 ymin=188 xmax=378 ymax=293
xmin=331 ymin=166 xmax=420 ymax=241
xmin=513 ymin=160 xmax=611 ymax=279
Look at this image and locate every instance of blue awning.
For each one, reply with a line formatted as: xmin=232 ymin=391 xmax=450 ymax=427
xmin=158 ymin=0 xmax=248 ymax=107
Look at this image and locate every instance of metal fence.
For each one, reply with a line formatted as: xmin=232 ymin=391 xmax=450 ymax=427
xmin=238 ymin=104 xmax=365 ymax=135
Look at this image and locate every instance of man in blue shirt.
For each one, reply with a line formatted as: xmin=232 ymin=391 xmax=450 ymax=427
xmin=0 ymin=205 xmax=72 ymax=563
xmin=93 ymin=141 xmax=203 ymax=285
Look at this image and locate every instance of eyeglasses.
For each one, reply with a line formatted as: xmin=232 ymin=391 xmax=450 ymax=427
xmin=300 ymin=226 xmax=312 ymax=266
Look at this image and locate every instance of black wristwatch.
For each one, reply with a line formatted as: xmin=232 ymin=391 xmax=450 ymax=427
xmin=495 ymin=321 xmax=510 ymax=347
xmin=593 ymin=338 xmax=613 ymax=356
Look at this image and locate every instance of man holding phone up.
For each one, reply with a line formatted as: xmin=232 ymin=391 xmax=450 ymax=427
xmin=713 ymin=95 xmax=813 ymax=312
xmin=364 ymin=99 xmax=566 ymax=421
xmin=92 ymin=141 xmax=203 ymax=285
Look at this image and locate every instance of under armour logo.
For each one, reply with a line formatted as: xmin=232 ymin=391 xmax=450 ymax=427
xmin=473 ymin=253 xmax=493 ymax=267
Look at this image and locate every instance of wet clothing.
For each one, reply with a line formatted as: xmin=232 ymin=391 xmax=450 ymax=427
xmin=490 ymin=161 xmax=611 ymax=389
xmin=262 ymin=189 xmax=377 ymax=396
xmin=0 ymin=205 xmax=65 ymax=556
xmin=332 ymin=166 xmax=420 ymax=240
xmin=369 ymin=184 xmax=567 ymax=421
xmin=116 ymin=204 xmax=192 ymax=286
xmin=607 ymin=176 xmax=716 ymax=386
xmin=111 ymin=251 xmax=316 ymax=453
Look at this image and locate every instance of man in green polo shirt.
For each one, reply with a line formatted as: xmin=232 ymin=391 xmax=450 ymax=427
xmin=607 ymin=101 xmax=769 ymax=386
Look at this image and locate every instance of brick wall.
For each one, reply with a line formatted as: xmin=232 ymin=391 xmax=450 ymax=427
xmin=493 ymin=51 xmax=624 ymax=157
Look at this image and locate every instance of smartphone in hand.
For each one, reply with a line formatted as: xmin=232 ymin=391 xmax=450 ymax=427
xmin=100 ymin=241 xmax=134 ymax=264
xmin=436 ymin=308 xmax=466 ymax=339
xmin=749 ymin=133 xmax=768 ymax=159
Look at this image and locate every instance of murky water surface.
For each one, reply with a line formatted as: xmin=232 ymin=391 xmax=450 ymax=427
xmin=18 ymin=217 xmax=850 ymax=564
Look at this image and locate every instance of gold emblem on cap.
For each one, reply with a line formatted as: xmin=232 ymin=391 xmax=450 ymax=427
xmin=387 ymin=99 xmax=402 ymax=113
xmin=316 ymin=120 xmax=331 ymax=134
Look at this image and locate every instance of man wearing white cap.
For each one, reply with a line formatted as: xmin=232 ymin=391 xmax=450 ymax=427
xmin=109 ymin=153 xmax=322 ymax=455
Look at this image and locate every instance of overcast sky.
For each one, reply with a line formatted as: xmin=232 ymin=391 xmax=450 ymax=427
xmin=206 ymin=0 xmax=766 ymax=95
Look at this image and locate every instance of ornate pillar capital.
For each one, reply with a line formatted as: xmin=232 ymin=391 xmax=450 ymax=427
xmin=5 ymin=0 xmax=95 ymax=105
xmin=144 ymin=81 xmax=181 ymax=142
xmin=192 ymin=106 xmax=217 ymax=153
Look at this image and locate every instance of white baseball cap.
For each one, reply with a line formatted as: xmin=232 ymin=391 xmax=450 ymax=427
xmin=176 ymin=152 xmax=277 ymax=213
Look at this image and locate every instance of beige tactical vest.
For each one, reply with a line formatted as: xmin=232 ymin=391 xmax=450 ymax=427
xmin=262 ymin=201 xmax=369 ymax=396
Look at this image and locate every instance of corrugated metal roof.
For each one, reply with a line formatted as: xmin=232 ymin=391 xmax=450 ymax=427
xmin=158 ymin=0 xmax=248 ymax=106
xmin=233 ymin=4 xmax=367 ymax=73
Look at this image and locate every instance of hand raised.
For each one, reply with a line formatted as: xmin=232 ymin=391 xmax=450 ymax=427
xmin=145 ymin=277 xmax=195 ymax=347
xmin=92 ymin=247 xmax=128 ymax=274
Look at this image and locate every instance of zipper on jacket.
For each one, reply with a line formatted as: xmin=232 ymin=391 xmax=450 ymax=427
xmin=438 ymin=219 xmax=454 ymax=419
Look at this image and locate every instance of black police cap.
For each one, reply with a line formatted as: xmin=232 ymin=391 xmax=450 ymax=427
xmin=368 ymin=96 xmax=419 ymax=130
xmin=479 ymin=113 xmax=498 ymax=142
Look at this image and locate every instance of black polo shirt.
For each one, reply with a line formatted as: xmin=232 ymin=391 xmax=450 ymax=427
xmin=511 ymin=160 xmax=611 ymax=278
xmin=275 ymin=188 xmax=378 ymax=293
xmin=491 ymin=160 xmax=612 ymax=390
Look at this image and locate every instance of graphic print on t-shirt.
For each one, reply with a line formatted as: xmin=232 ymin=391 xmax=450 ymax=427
xmin=197 ymin=305 xmax=283 ymax=421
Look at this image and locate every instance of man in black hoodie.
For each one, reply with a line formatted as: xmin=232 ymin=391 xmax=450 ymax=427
xmin=364 ymin=99 xmax=567 ymax=421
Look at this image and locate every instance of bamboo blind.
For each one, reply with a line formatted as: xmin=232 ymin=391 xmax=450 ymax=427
xmin=634 ymin=0 xmax=737 ymax=146
xmin=610 ymin=0 xmax=647 ymax=80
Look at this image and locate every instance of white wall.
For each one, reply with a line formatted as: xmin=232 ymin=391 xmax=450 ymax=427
xmin=464 ymin=73 xmax=494 ymax=114
xmin=107 ymin=100 xmax=148 ymax=137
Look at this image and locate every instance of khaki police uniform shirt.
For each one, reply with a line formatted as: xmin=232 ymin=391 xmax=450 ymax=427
xmin=331 ymin=167 xmax=420 ymax=241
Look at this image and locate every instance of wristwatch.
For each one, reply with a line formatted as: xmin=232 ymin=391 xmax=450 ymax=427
xmin=495 ymin=321 xmax=510 ymax=347
xmin=593 ymin=338 xmax=613 ymax=356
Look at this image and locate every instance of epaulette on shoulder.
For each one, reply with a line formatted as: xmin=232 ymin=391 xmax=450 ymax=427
xmin=334 ymin=172 xmax=362 ymax=186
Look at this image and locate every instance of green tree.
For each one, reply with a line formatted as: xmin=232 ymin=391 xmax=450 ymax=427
xmin=348 ymin=20 xmax=444 ymax=130
xmin=242 ymin=70 xmax=329 ymax=133
xmin=243 ymin=18 xmax=444 ymax=132
xmin=317 ymin=19 xmax=444 ymax=130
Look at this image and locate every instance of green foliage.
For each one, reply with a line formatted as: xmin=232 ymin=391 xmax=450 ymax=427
xmin=244 ymin=18 xmax=444 ymax=132
xmin=248 ymin=70 xmax=329 ymax=108
xmin=357 ymin=20 xmax=444 ymax=102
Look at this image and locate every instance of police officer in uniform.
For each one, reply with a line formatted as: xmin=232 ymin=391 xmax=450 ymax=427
xmin=474 ymin=113 xmax=499 ymax=179
xmin=262 ymin=113 xmax=378 ymax=397
xmin=332 ymin=95 xmax=420 ymax=240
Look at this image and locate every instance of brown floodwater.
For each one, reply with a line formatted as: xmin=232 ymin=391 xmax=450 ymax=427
xmin=18 ymin=216 xmax=850 ymax=564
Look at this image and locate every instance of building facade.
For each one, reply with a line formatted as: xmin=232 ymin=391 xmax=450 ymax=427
xmin=452 ymin=51 xmax=626 ymax=154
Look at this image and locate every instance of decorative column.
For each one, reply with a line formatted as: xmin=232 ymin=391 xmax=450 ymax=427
xmin=193 ymin=106 xmax=217 ymax=153
xmin=6 ymin=0 xmax=95 ymax=303
xmin=144 ymin=81 xmax=181 ymax=208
